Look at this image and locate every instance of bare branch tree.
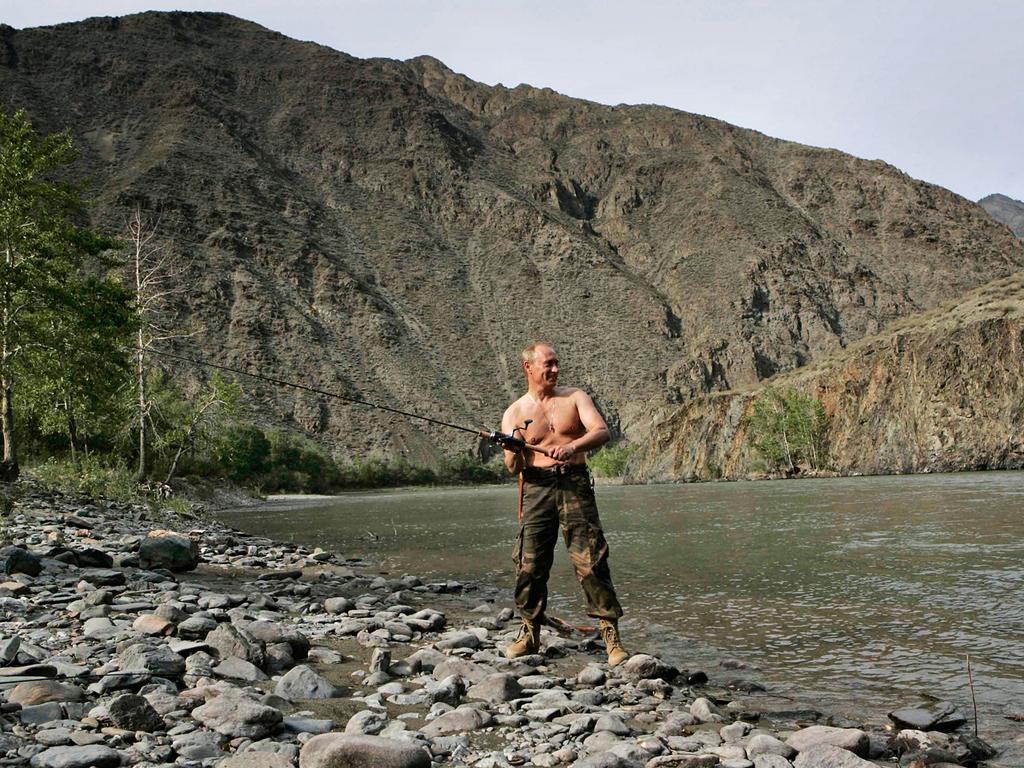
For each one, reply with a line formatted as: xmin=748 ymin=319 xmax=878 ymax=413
xmin=123 ymin=204 xmax=196 ymax=482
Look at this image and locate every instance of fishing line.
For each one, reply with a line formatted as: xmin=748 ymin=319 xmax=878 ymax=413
xmin=147 ymin=347 xmax=484 ymax=437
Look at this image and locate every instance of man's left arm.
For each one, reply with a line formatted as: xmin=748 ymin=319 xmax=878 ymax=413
xmin=550 ymin=390 xmax=610 ymax=461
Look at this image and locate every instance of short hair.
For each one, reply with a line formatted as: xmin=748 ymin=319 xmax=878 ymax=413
xmin=521 ymin=342 xmax=555 ymax=364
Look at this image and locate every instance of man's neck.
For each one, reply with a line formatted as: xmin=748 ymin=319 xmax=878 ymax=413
xmin=528 ymin=385 xmax=555 ymax=402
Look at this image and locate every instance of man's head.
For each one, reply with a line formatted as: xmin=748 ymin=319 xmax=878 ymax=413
xmin=522 ymin=342 xmax=559 ymax=392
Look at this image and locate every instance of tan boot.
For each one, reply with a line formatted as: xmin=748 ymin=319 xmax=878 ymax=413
xmin=505 ymin=619 xmax=541 ymax=659
xmin=600 ymin=619 xmax=630 ymax=667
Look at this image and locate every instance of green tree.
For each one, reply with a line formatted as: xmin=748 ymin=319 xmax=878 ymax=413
xmin=747 ymin=387 xmax=830 ymax=473
xmin=0 ymin=108 xmax=131 ymax=479
xmin=21 ymin=276 xmax=134 ymax=460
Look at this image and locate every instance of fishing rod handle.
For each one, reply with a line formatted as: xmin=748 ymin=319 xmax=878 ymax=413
xmin=521 ymin=443 xmax=552 ymax=458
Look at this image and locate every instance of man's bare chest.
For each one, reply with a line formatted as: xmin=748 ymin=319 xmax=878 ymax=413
xmin=522 ymin=396 xmax=583 ymax=442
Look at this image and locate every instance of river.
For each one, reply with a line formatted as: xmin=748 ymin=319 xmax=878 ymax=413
xmin=216 ymin=471 xmax=1024 ymax=755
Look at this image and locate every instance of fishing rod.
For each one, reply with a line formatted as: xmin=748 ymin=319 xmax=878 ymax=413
xmin=147 ymin=347 xmax=549 ymax=457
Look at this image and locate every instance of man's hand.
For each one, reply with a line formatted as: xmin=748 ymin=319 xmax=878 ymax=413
xmin=549 ymin=443 xmax=576 ymax=462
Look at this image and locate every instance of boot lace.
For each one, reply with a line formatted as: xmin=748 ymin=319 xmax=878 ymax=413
xmin=600 ymin=621 xmax=623 ymax=651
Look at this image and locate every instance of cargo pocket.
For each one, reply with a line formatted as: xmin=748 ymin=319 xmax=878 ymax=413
xmin=512 ymin=526 xmax=525 ymax=569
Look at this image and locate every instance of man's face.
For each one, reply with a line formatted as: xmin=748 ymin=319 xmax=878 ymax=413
xmin=525 ymin=345 xmax=559 ymax=389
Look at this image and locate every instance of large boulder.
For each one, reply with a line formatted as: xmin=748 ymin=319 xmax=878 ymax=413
xmin=275 ymin=665 xmax=343 ymax=700
xmin=299 ymin=733 xmax=430 ymax=768
xmin=138 ymin=531 xmax=199 ymax=572
xmin=191 ymin=687 xmax=282 ymax=739
xmin=205 ymin=623 xmax=266 ymax=669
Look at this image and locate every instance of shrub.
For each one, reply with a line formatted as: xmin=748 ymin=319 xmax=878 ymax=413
xmin=746 ymin=387 xmax=830 ymax=473
xmin=589 ymin=443 xmax=636 ymax=478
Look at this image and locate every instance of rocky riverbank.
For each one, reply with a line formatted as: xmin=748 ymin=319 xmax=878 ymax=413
xmin=0 ymin=484 xmax=1004 ymax=768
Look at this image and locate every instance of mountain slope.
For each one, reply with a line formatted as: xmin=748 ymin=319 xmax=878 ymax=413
xmin=630 ymin=271 xmax=1024 ymax=481
xmin=980 ymin=193 xmax=1024 ymax=240
xmin=2 ymin=12 xmax=1022 ymax=462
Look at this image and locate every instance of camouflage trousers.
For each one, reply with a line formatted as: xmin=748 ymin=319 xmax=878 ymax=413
xmin=513 ymin=463 xmax=623 ymax=623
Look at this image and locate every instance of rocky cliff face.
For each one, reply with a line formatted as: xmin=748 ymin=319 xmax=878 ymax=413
xmin=980 ymin=193 xmax=1024 ymax=240
xmin=630 ymin=271 xmax=1024 ymax=481
xmin=3 ymin=12 xmax=1023 ymax=463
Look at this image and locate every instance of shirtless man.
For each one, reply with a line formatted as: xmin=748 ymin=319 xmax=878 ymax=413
xmin=500 ymin=342 xmax=629 ymax=666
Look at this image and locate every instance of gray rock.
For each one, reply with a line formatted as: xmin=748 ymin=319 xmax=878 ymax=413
xmin=594 ymin=713 xmax=632 ymax=735
xmin=284 ymin=716 xmax=335 ymax=734
xmin=424 ymin=674 xmax=465 ymax=706
xmin=107 ymin=693 xmax=164 ymax=732
xmin=747 ymin=734 xmax=796 ymax=759
xmin=19 ymin=702 xmax=64 ymax=725
xmin=34 ymin=729 xmax=72 ymax=747
xmin=467 ymin=673 xmax=522 ymax=704
xmin=245 ymin=619 xmax=311 ymax=659
xmin=205 ymin=623 xmax=267 ymax=669
xmin=82 ymin=617 xmax=117 ymax=640
xmin=792 ymin=744 xmax=875 ymax=768
xmin=221 ymin=754 xmax=295 ymax=768
xmin=721 ymin=722 xmax=752 ymax=742
xmin=432 ymin=657 xmax=489 ymax=684
xmin=690 ymin=697 xmax=725 ymax=723
xmin=138 ymin=532 xmax=199 ymax=572
xmin=752 ymin=756 xmax=794 ymax=768
xmin=118 ymin=642 xmax=185 ymax=676
xmin=215 ymin=655 xmax=270 ymax=682
xmin=172 ymin=730 xmax=225 ymax=760
xmin=0 ymin=634 xmax=20 ymax=662
xmin=572 ymin=753 xmax=634 ymax=768
xmin=644 ymin=756 xmax=720 ymax=767
xmin=2 ymin=546 xmax=41 ymax=577
xmin=28 ymin=745 xmax=122 ymax=768
xmin=583 ymin=730 xmax=624 ymax=755
xmin=433 ymin=630 xmax=480 ymax=651
xmin=888 ymin=702 xmax=967 ymax=733
xmin=299 ymin=733 xmax=430 ymax=768
xmin=192 ymin=687 xmax=283 ymax=739
xmin=275 ymin=665 xmax=343 ymax=700
xmin=323 ymin=597 xmax=353 ymax=614
xmin=419 ymin=707 xmax=492 ymax=737
xmin=786 ymin=726 xmax=869 ymax=757
xmin=345 ymin=709 xmax=388 ymax=735
xmin=621 ymin=653 xmax=678 ymax=681
xmin=177 ymin=614 xmax=218 ymax=639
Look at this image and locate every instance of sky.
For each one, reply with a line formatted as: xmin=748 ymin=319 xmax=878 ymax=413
xmin=4 ymin=0 xmax=1023 ymax=203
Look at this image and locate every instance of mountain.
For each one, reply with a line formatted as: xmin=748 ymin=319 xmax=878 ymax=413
xmin=980 ymin=193 xmax=1024 ymax=240
xmin=629 ymin=270 xmax=1024 ymax=481
xmin=3 ymin=12 xmax=1023 ymax=464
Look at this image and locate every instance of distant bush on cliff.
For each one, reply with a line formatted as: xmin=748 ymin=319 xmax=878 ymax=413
xmin=747 ymin=388 xmax=830 ymax=474
xmin=589 ymin=443 xmax=636 ymax=478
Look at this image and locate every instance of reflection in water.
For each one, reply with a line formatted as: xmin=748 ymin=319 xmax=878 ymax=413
xmin=218 ymin=472 xmax=1024 ymax=743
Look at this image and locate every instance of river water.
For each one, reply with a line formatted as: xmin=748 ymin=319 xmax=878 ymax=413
xmin=217 ymin=471 xmax=1024 ymax=754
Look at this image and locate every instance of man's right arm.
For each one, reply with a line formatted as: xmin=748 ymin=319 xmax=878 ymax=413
xmin=501 ymin=404 xmax=524 ymax=474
